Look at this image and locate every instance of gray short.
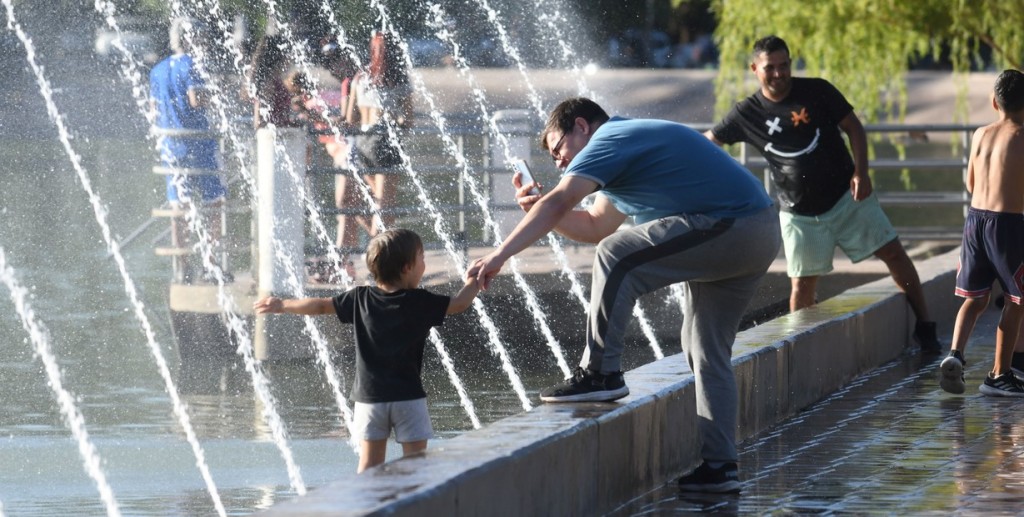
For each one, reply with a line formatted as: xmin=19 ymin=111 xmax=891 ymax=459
xmin=353 ymin=398 xmax=433 ymax=443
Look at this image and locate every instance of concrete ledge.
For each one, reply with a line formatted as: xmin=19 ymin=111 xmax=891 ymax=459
xmin=261 ymin=249 xmax=958 ymax=516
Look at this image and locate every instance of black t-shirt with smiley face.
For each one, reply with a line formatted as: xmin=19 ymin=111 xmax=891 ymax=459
xmin=712 ymin=77 xmax=855 ymax=216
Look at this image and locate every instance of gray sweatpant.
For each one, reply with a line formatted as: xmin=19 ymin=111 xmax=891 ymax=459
xmin=581 ymin=206 xmax=780 ymax=462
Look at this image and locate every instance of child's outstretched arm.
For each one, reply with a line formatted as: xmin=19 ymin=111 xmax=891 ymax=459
xmin=446 ymin=273 xmax=482 ymax=315
xmin=253 ymin=296 xmax=335 ymax=315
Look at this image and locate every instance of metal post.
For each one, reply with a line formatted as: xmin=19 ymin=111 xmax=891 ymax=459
xmin=254 ymin=126 xmax=309 ymax=360
xmin=458 ymin=134 xmax=467 ymax=255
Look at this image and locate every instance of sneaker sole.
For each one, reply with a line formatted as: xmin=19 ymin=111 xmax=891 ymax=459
xmin=678 ymin=480 xmax=741 ymax=494
xmin=540 ymin=386 xmax=629 ymax=403
xmin=939 ymin=356 xmax=965 ymax=394
xmin=979 ymin=383 xmax=1024 ymax=397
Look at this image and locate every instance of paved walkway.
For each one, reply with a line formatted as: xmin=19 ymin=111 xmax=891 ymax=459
xmin=611 ymin=305 xmax=1024 ymax=515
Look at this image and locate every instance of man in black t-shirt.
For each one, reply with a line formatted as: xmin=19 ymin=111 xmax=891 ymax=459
xmin=705 ymin=35 xmax=940 ymax=354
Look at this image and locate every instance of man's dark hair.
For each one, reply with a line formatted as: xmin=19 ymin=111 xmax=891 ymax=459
xmin=994 ymin=69 xmax=1024 ymax=113
xmin=752 ymin=35 xmax=790 ymax=59
xmin=366 ymin=228 xmax=422 ymax=285
xmin=540 ymin=97 xmax=610 ymax=150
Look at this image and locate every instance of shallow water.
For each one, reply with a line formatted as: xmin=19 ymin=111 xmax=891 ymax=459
xmin=0 ymin=15 xmax=974 ymax=514
xmin=610 ymin=309 xmax=1024 ymax=515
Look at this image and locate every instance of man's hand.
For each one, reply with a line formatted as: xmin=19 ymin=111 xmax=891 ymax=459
xmin=850 ymin=173 xmax=873 ymax=201
xmin=512 ymin=171 xmax=543 ymax=212
xmin=469 ymin=253 xmax=506 ymax=291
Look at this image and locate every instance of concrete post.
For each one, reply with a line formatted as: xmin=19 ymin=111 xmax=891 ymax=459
xmin=490 ymin=109 xmax=533 ymax=239
xmin=254 ymin=126 xmax=309 ymax=360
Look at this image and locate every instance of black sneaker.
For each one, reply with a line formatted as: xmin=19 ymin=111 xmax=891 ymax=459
xmin=678 ymin=461 xmax=741 ymax=493
xmin=539 ymin=367 xmax=629 ymax=402
xmin=979 ymin=371 xmax=1024 ymax=397
xmin=939 ymin=350 xmax=966 ymax=394
xmin=913 ymin=321 xmax=941 ymax=355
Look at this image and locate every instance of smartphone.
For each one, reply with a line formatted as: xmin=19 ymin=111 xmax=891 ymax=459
xmin=510 ymin=159 xmax=540 ymax=195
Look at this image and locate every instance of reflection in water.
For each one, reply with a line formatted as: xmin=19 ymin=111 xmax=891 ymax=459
xmin=674 ymin=492 xmax=739 ymax=515
xmin=612 ymin=311 xmax=1024 ymax=515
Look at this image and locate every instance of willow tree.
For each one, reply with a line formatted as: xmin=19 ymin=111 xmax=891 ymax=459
xmin=706 ymin=0 xmax=1024 ymax=123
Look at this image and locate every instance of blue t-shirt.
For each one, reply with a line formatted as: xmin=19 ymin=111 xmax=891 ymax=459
xmin=565 ymin=117 xmax=771 ymax=223
xmin=149 ymin=54 xmax=223 ymax=201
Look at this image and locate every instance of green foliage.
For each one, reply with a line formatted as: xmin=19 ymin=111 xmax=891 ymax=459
xmin=709 ymin=0 xmax=1024 ymax=124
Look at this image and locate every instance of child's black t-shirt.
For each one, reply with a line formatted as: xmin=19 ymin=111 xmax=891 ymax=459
xmin=332 ymin=286 xmax=450 ymax=403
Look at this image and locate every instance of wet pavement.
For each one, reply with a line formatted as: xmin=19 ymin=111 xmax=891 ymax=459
xmin=611 ymin=304 xmax=1024 ymax=515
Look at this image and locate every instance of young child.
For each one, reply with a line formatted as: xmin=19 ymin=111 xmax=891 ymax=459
xmin=940 ymin=69 xmax=1024 ymax=397
xmin=253 ymin=228 xmax=481 ymax=471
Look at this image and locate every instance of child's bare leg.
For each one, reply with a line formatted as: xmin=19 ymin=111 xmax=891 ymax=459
xmin=400 ymin=440 xmax=427 ymax=458
xmin=950 ymin=295 xmax=990 ymax=355
xmin=994 ymin=301 xmax=1024 ymax=375
xmin=358 ymin=439 xmax=388 ymax=473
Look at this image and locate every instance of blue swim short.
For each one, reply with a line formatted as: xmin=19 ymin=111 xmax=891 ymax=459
xmin=160 ymin=137 xmax=226 ymax=203
xmin=955 ymin=207 xmax=1024 ymax=304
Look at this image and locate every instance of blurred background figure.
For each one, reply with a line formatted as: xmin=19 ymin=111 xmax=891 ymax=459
xmin=338 ymin=31 xmax=413 ymax=256
xmin=247 ymin=34 xmax=299 ymax=129
xmin=149 ymin=16 xmax=228 ymax=281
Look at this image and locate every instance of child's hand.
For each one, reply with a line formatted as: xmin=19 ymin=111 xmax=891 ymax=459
xmin=253 ymin=296 xmax=284 ymax=314
xmin=463 ymin=269 xmax=480 ymax=288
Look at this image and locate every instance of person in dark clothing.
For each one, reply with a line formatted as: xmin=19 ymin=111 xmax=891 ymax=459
xmin=253 ymin=229 xmax=480 ymax=472
xmin=705 ymin=35 xmax=941 ymax=354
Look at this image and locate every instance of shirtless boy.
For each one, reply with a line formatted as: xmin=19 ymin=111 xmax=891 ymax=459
xmin=940 ymin=69 xmax=1024 ymax=397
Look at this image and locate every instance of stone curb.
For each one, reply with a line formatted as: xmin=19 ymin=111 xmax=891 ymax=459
xmin=260 ymin=248 xmax=958 ymax=516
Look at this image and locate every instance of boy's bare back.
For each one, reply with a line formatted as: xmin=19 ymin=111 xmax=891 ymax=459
xmin=968 ymin=120 xmax=1024 ymax=213
xmin=968 ymin=92 xmax=1024 ymax=213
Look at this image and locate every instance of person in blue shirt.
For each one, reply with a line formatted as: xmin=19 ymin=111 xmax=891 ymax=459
xmin=469 ymin=97 xmax=781 ymax=493
xmin=149 ymin=17 xmax=226 ymax=259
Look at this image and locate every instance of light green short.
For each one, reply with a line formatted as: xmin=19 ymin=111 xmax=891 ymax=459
xmin=780 ymin=193 xmax=898 ymax=278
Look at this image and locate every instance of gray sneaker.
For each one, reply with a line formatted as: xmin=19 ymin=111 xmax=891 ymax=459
xmin=979 ymin=372 xmax=1024 ymax=397
xmin=939 ymin=351 xmax=966 ymax=394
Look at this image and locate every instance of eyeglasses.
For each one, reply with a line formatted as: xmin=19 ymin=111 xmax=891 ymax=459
xmin=549 ymin=131 xmax=568 ymax=163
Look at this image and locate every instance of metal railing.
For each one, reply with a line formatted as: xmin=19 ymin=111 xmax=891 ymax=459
xmin=735 ymin=122 xmax=975 ymax=241
xmin=307 ymin=121 xmax=977 ymax=247
xmin=136 ymin=122 xmax=976 ymax=277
